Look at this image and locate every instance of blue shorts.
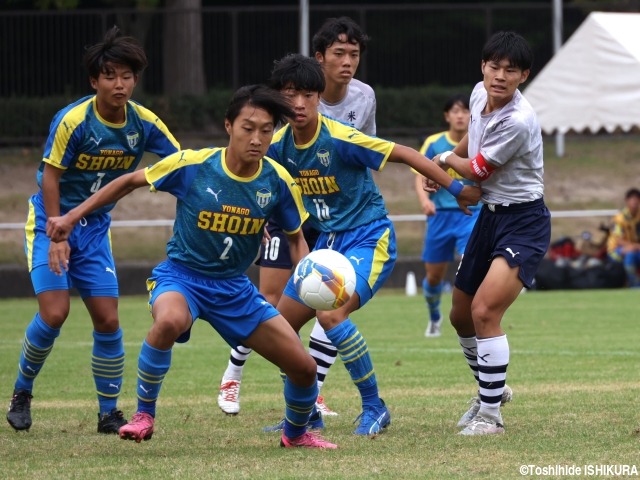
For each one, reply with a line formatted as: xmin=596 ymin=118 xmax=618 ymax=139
xmin=283 ymin=217 xmax=397 ymax=309
xmin=422 ymin=209 xmax=480 ymax=263
xmin=147 ymin=259 xmax=279 ymax=348
xmin=25 ymin=194 xmax=118 ymax=298
xmin=455 ymin=198 xmax=551 ymax=293
xmin=257 ymin=221 xmax=320 ymax=269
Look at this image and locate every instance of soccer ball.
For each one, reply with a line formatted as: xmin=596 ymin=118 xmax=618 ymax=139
xmin=294 ymin=249 xmax=357 ymax=311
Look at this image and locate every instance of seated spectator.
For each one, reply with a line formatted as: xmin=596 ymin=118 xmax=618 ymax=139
xmin=607 ymin=188 xmax=640 ymax=287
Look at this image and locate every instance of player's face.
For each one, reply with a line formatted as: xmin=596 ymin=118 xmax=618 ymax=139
xmin=281 ymin=84 xmax=320 ymax=130
xmin=481 ymin=59 xmax=529 ymax=110
xmin=626 ymin=194 xmax=640 ymax=215
xmin=444 ymin=102 xmax=470 ymax=136
xmin=315 ymin=34 xmax=361 ymax=87
xmin=90 ymin=63 xmax=137 ymax=115
xmin=225 ymin=105 xmax=275 ymax=173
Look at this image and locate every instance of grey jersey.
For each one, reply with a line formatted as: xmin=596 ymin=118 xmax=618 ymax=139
xmin=468 ymin=82 xmax=544 ymax=205
xmin=319 ymin=78 xmax=376 ymax=135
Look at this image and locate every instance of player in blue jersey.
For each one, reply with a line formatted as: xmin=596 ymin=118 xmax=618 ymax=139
xmin=6 ymin=26 xmax=180 ymax=435
xmin=217 ymin=16 xmax=375 ymax=419
xmin=430 ymin=32 xmax=550 ymax=435
xmin=261 ymin=53 xmax=480 ymax=436
xmin=46 ymin=84 xmax=338 ymax=449
xmin=415 ymin=94 xmax=479 ymax=338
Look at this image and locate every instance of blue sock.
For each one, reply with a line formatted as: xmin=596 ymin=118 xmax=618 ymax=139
xmin=282 ymin=378 xmax=317 ymax=439
xmin=15 ymin=313 xmax=60 ymax=392
xmin=92 ymin=328 xmax=125 ymax=415
xmin=136 ymin=340 xmax=172 ymax=418
xmin=423 ymin=279 xmax=443 ymax=322
xmin=325 ymin=319 xmax=379 ymax=409
xmin=623 ymin=253 xmax=640 ymax=286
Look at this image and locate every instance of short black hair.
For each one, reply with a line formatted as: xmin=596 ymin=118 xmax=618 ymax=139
xmin=83 ymin=25 xmax=148 ymax=79
xmin=625 ymin=187 xmax=640 ymax=200
xmin=269 ymin=54 xmax=325 ymax=93
xmin=312 ymin=16 xmax=369 ymax=56
xmin=482 ymin=31 xmax=533 ymax=72
xmin=225 ymin=84 xmax=294 ymax=126
xmin=444 ymin=94 xmax=470 ymax=112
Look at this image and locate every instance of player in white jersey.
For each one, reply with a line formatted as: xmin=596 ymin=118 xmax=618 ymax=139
xmin=430 ymin=31 xmax=551 ymax=435
xmin=216 ymin=16 xmax=376 ymax=419
xmin=315 ymin=16 xmax=376 ymax=136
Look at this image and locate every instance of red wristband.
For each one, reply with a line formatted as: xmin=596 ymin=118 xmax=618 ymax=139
xmin=470 ymin=153 xmax=494 ymax=180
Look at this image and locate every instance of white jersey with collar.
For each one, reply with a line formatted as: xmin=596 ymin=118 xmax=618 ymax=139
xmin=319 ymin=78 xmax=376 ymax=136
xmin=468 ymin=81 xmax=544 ymax=205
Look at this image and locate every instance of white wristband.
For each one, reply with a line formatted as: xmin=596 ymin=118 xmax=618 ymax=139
xmin=439 ymin=151 xmax=453 ymax=165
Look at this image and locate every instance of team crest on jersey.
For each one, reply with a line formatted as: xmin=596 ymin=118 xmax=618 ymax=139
xmin=126 ymin=131 xmax=139 ymax=148
xmin=316 ymin=149 xmax=331 ymax=167
xmin=256 ymin=188 xmax=272 ymax=208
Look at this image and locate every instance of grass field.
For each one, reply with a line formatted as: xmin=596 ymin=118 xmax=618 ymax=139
xmin=1 ymin=289 xmax=638 ymax=479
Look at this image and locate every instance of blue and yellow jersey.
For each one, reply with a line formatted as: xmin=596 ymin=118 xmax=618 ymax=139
xmin=38 ymin=95 xmax=180 ymax=215
xmin=145 ymin=148 xmax=308 ymax=278
xmin=417 ymin=131 xmax=478 ymax=211
xmin=607 ymin=206 xmax=640 ymax=258
xmin=268 ymin=113 xmax=394 ymax=232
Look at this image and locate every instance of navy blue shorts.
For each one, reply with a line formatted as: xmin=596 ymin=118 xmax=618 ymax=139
xmin=256 ymin=221 xmax=320 ymax=269
xmin=455 ymin=198 xmax=551 ymax=293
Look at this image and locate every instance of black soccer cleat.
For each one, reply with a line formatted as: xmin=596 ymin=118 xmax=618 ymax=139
xmin=97 ymin=408 xmax=128 ymax=434
xmin=7 ymin=389 xmax=33 ymax=432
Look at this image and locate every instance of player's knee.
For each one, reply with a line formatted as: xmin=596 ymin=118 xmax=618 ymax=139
xmin=449 ymin=311 xmax=473 ymax=336
xmin=315 ymin=311 xmax=345 ymax=331
xmin=470 ymin=302 xmax=499 ymax=328
xmin=39 ymin=306 xmax=70 ymax=329
xmin=285 ymin=354 xmax=317 ymax=387
xmin=93 ymin=316 xmax=120 ymax=333
xmin=151 ymin=314 xmax=191 ymax=342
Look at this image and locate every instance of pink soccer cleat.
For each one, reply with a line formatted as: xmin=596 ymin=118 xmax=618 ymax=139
xmin=119 ymin=412 xmax=155 ymax=443
xmin=280 ymin=431 xmax=338 ymax=449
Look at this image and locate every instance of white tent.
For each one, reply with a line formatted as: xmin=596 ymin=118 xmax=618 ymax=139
xmin=524 ymin=12 xmax=640 ymax=134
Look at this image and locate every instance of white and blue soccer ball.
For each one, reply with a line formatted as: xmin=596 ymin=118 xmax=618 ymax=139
xmin=294 ymin=249 xmax=357 ymax=311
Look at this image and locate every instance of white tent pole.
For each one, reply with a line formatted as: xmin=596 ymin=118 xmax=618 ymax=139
xmin=299 ymin=0 xmax=310 ymax=56
xmin=553 ymin=0 xmax=565 ymax=157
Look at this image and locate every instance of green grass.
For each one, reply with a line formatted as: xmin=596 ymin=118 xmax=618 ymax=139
xmin=1 ymin=290 xmax=639 ymax=479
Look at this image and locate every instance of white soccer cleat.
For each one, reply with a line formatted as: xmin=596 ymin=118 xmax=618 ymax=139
xmin=424 ymin=319 xmax=442 ymax=338
xmin=457 ymin=384 xmax=513 ymax=428
xmin=315 ymin=395 xmax=338 ymax=416
xmin=217 ymin=379 xmax=241 ymax=415
xmin=458 ymin=413 xmax=505 ymax=436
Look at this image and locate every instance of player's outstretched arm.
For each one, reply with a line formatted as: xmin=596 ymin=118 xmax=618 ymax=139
xmin=388 ymin=144 xmax=480 ymax=214
xmin=47 ymin=169 xmax=149 ymax=242
xmin=431 ymin=135 xmax=494 ymax=185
